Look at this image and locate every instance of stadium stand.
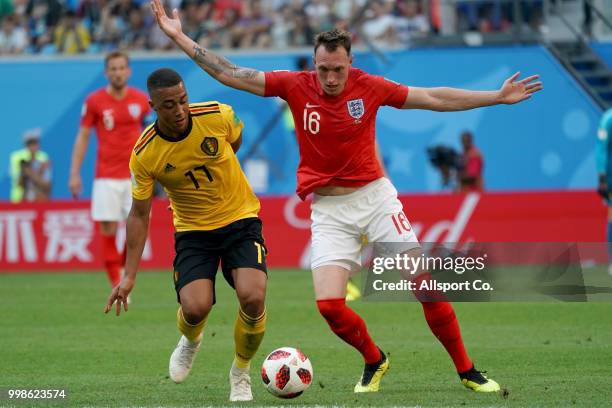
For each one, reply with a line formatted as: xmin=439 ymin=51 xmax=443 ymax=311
xmin=0 ymin=0 xmax=588 ymax=55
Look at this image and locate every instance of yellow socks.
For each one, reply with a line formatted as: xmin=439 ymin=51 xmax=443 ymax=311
xmin=176 ymin=306 xmax=266 ymax=367
xmin=234 ymin=308 xmax=267 ymax=369
xmin=177 ymin=307 xmax=207 ymax=343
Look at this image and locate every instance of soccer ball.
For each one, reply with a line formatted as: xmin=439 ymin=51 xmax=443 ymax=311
xmin=261 ymin=347 xmax=313 ymax=398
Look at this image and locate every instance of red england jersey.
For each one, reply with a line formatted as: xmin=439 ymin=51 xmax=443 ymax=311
xmin=80 ymin=87 xmax=150 ymax=178
xmin=265 ymin=68 xmax=408 ymax=199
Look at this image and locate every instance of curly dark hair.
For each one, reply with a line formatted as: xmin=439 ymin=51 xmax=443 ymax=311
xmin=147 ymin=68 xmax=183 ymax=94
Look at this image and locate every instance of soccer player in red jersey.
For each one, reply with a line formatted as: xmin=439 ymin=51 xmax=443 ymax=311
xmin=69 ymin=51 xmax=151 ymax=289
xmin=151 ymin=0 xmax=542 ymax=394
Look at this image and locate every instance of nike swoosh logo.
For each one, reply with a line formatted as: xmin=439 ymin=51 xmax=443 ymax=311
xmin=305 ymin=103 xmax=320 ymax=108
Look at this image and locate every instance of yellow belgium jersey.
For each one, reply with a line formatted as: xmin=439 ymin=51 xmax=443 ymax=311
xmin=129 ymin=102 xmax=260 ymax=231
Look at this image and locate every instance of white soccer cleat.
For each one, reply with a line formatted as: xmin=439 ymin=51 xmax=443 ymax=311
xmin=169 ymin=335 xmax=201 ymax=383
xmin=229 ymin=360 xmax=253 ymax=402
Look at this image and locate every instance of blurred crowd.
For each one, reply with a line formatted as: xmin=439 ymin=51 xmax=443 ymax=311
xmin=0 ymin=0 xmax=547 ymax=55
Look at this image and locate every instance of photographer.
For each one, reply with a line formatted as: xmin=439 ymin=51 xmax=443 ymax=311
xmin=427 ymin=131 xmax=484 ymax=192
xmin=458 ymin=130 xmax=484 ymax=192
xmin=9 ymin=129 xmax=51 ymax=202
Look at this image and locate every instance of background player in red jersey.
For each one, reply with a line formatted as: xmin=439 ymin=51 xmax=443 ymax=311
xmin=151 ymin=0 xmax=542 ymax=394
xmin=69 ymin=51 xmax=151 ymax=289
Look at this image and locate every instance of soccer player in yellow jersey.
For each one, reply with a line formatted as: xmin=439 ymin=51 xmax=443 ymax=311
xmin=104 ymin=68 xmax=267 ymax=402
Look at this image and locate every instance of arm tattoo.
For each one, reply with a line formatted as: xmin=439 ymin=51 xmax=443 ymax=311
xmin=193 ymin=45 xmax=223 ymax=74
xmin=192 ymin=45 xmax=258 ymax=79
xmin=232 ymin=68 xmax=258 ymax=79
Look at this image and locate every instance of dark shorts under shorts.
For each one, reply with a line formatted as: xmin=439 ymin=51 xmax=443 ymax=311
xmin=173 ymin=217 xmax=267 ymax=303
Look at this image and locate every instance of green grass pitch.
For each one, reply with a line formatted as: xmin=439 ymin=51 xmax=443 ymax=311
xmin=1 ymin=269 xmax=611 ymax=407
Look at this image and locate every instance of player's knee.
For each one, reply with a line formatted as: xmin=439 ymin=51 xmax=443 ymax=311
xmin=316 ymin=298 xmax=345 ymax=324
xmin=412 ymin=272 xmax=446 ymax=302
xmin=181 ymin=301 xmax=212 ymax=324
xmin=237 ymin=291 xmax=265 ymax=318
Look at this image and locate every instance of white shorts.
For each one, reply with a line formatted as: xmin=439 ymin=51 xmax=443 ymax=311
xmin=91 ymin=178 xmax=132 ymax=222
xmin=310 ymin=177 xmax=420 ymax=272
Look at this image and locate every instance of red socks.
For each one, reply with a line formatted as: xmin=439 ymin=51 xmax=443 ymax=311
xmin=316 ymin=298 xmax=381 ymax=364
xmin=412 ymin=272 xmax=473 ymax=373
xmin=315 ymin=295 xmax=472 ymax=373
xmin=421 ymin=301 xmax=473 ymax=373
xmin=101 ymin=234 xmax=122 ymax=287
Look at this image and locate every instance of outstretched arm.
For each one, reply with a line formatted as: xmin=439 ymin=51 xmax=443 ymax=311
xmin=151 ymin=0 xmax=265 ymax=96
xmin=403 ymin=72 xmax=542 ymax=111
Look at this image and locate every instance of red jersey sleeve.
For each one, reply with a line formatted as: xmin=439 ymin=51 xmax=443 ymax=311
xmin=264 ymin=70 xmax=299 ymax=99
xmin=80 ymin=93 xmax=97 ymax=128
xmin=371 ymin=75 xmax=409 ymax=108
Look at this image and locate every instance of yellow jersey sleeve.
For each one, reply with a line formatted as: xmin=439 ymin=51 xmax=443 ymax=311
xmin=129 ymin=151 xmax=154 ymax=200
xmin=219 ymin=103 xmax=244 ymax=144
